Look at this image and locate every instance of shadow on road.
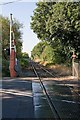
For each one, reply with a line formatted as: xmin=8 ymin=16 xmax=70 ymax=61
xmin=2 ymin=78 xmax=34 ymax=119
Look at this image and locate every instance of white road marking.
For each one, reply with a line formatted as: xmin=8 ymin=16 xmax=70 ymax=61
xmin=1 ymin=89 xmax=32 ymax=97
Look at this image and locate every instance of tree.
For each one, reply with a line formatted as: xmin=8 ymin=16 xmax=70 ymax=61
xmin=41 ymin=45 xmax=55 ymax=62
xmin=30 ymin=2 xmax=80 ymax=54
xmin=31 ymin=41 xmax=66 ymax=64
xmin=30 ymin=2 xmax=55 ymax=41
xmin=0 ymin=15 xmax=23 ymax=59
xmin=31 ymin=41 xmax=47 ymax=60
xmin=46 ymin=2 xmax=80 ymax=52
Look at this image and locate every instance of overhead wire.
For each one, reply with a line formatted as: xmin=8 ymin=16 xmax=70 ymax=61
xmin=0 ymin=0 xmax=23 ymax=5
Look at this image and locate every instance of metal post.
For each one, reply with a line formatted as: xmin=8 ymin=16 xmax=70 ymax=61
xmin=10 ymin=14 xmax=12 ymax=54
xmin=72 ymin=56 xmax=75 ymax=76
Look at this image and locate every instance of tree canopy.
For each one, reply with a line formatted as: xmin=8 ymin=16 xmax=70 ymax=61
xmin=30 ymin=2 xmax=80 ymax=54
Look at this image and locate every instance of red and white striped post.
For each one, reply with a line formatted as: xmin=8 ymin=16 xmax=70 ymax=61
xmin=10 ymin=14 xmax=16 ymax=78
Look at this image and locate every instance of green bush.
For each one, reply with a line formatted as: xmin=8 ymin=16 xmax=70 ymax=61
xmin=2 ymin=59 xmax=10 ymax=77
xmin=21 ymin=52 xmax=29 ymax=59
xmin=20 ymin=58 xmax=29 ymax=68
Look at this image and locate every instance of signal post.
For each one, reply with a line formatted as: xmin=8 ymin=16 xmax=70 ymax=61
xmin=10 ymin=14 xmax=16 ymax=78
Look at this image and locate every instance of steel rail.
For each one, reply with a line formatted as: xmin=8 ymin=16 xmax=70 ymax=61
xmin=31 ymin=63 xmax=62 ymax=120
xmin=31 ymin=60 xmax=80 ymax=102
xmin=38 ymin=64 xmax=80 ymax=99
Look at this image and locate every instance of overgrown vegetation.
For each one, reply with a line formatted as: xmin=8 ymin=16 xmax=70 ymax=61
xmin=20 ymin=52 xmax=29 ymax=69
xmin=31 ymin=41 xmax=68 ymax=65
xmin=31 ymin=2 xmax=80 ymax=66
xmin=2 ymin=59 xmax=10 ymax=77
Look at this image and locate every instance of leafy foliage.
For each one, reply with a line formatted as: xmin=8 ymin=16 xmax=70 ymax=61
xmin=20 ymin=58 xmax=29 ymax=69
xmin=31 ymin=41 xmax=66 ymax=64
xmin=30 ymin=2 xmax=54 ymax=41
xmin=46 ymin=2 xmax=80 ymax=52
xmin=21 ymin=52 xmax=29 ymax=59
xmin=31 ymin=41 xmax=47 ymax=60
xmin=20 ymin=52 xmax=29 ymax=68
xmin=2 ymin=59 xmax=10 ymax=77
xmin=30 ymin=2 xmax=80 ymax=59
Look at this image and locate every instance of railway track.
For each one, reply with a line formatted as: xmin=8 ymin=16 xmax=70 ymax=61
xmin=31 ymin=62 xmax=61 ymax=120
xmin=29 ymin=60 xmax=80 ymax=119
xmin=37 ymin=63 xmax=80 ymax=106
xmin=34 ymin=61 xmax=80 ymax=98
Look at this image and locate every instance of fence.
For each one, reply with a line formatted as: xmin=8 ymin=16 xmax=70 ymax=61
xmin=72 ymin=61 xmax=80 ymax=79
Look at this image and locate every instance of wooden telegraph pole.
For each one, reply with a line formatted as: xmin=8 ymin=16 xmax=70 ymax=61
xmin=10 ymin=14 xmax=16 ymax=78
